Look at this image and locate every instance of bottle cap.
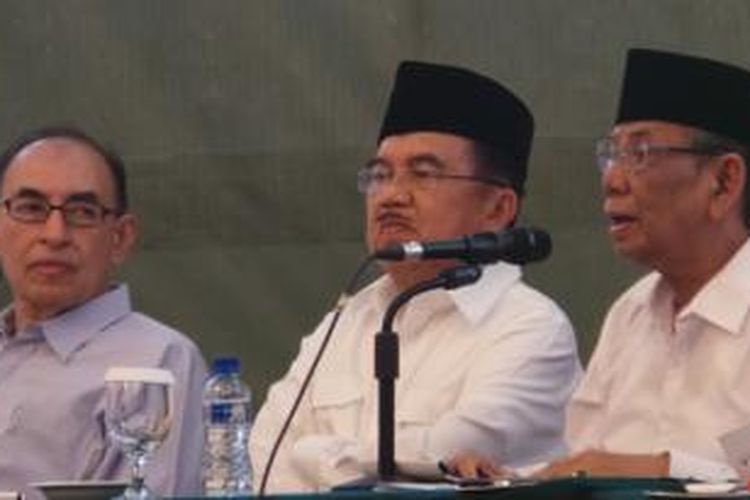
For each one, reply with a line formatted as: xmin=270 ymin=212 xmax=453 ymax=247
xmin=212 ymin=357 xmax=240 ymax=375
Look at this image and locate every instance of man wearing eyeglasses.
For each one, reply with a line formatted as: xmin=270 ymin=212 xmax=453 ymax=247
xmin=0 ymin=127 xmax=207 ymax=496
xmin=448 ymin=49 xmax=750 ymax=482
xmin=554 ymin=49 xmax=750 ymax=480
xmin=251 ymin=61 xmax=581 ymax=492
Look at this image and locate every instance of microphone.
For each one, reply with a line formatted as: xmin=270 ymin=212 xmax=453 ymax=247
xmin=372 ymin=227 xmax=552 ymax=265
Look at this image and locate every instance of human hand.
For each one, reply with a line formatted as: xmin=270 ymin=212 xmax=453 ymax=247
xmin=533 ymin=449 xmax=670 ymax=479
xmin=440 ymin=453 xmax=510 ymax=481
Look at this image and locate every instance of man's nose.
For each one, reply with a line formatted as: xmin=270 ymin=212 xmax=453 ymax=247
xmin=600 ymin=161 xmax=630 ymax=196
xmin=377 ymin=179 xmax=414 ymax=206
xmin=39 ymin=208 xmax=72 ymax=245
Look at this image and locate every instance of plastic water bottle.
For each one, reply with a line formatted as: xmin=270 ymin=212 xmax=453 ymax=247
xmin=202 ymin=357 xmax=253 ymax=496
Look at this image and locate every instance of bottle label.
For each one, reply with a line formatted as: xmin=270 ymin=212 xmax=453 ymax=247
xmin=209 ymin=403 xmax=232 ymax=424
xmin=207 ymin=400 xmax=249 ymax=424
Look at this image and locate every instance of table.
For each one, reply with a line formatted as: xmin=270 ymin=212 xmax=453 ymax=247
xmin=249 ymin=477 xmax=690 ymax=500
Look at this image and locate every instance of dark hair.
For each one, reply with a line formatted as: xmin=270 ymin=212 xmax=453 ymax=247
xmin=470 ymin=140 xmax=523 ymax=227
xmin=471 ymin=140 xmax=526 ymax=197
xmin=0 ymin=126 xmax=128 ymax=212
xmin=691 ymin=129 xmax=750 ymax=228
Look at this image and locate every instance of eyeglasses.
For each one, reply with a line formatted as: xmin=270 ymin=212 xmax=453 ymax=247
xmin=595 ymin=138 xmax=726 ymax=174
xmin=357 ymin=164 xmax=509 ymax=195
xmin=1 ymin=196 xmax=120 ymax=227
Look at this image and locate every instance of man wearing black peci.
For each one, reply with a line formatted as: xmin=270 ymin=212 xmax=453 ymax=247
xmin=251 ymin=61 xmax=581 ymax=492
xmin=449 ymin=49 xmax=750 ymax=482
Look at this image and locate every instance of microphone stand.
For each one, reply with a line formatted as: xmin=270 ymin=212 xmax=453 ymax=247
xmin=375 ymin=264 xmax=483 ymax=481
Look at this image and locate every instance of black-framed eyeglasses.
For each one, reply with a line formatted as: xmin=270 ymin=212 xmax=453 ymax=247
xmin=1 ymin=196 xmax=120 ymax=227
xmin=356 ymin=164 xmax=510 ymax=195
xmin=595 ymin=138 xmax=727 ymax=174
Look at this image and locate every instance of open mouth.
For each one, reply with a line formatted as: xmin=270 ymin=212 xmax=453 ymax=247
xmin=607 ymin=213 xmax=638 ymax=234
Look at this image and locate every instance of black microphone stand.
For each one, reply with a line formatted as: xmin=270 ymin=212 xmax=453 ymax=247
xmin=375 ymin=264 xmax=483 ymax=481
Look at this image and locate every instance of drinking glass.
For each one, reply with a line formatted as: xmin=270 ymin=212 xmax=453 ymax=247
xmin=105 ymin=367 xmax=175 ymax=500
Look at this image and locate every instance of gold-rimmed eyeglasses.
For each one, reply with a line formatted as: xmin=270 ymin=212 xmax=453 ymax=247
xmin=595 ymin=138 xmax=727 ymax=174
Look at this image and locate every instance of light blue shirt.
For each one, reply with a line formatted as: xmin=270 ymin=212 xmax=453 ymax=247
xmin=0 ymin=284 xmax=207 ymax=497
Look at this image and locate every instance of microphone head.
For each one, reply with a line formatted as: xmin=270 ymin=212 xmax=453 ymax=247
xmin=501 ymin=227 xmax=552 ymax=264
xmin=370 ymin=227 xmax=552 ymax=264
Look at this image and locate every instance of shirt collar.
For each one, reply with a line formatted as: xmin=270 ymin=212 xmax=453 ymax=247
xmin=449 ymin=262 xmax=521 ymax=325
xmin=647 ymin=239 xmax=750 ymax=335
xmin=679 ymin=239 xmax=750 ymax=335
xmin=1 ymin=284 xmax=132 ymax=361
xmin=370 ymin=262 xmax=521 ymax=327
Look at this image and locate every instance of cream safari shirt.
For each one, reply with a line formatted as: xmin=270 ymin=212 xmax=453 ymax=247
xmin=251 ymin=262 xmax=581 ymax=492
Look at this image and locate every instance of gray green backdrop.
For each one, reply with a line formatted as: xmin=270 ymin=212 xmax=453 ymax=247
xmin=1 ymin=0 xmax=748 ymax=406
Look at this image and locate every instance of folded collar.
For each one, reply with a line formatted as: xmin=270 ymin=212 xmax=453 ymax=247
xmin=645 ymin=240 xmax=750 ymax=336
xmin=369 ymin=262 xmax=521 ymax=328
xmin=680 ymin=240 xmax=750 ymax=335
xmin=0 ymin=284 xmax=133 ymax=362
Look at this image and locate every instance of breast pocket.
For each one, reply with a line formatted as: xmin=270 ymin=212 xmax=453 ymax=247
xmin=396 ymin=370 xmax=463 ymax=429
xmin=0 ymin=403 xmax=22 ymax=435
xmin=565 ymin=376 xmax=608 ymax=449
xmin=310 ymin=379 xmax=364 ymax=437
xmin=567 ymin=375 xmax=607 ymax=417
xmin=10 ymin=391 xmax=108 ymax=478
xmin=396 ymin=401 xmax=436 ymax=429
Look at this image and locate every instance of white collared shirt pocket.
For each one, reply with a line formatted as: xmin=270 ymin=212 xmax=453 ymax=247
xmin=310 ymin=379 xmax=364 ymax=437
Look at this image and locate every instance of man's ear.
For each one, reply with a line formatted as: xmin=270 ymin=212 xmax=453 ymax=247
xmin=110 ymin=213 xmax=138 ymax=266
xmin=484 ymin=187 xmax=519 ymax=229
xmin=708 ymin=153 xmax=746 ymax=222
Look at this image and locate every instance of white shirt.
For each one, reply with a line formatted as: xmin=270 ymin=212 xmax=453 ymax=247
xmin=251 ymin=262 xmax=581 ymax=492
xmin=566 ymin=240 xmax=750 ymax=481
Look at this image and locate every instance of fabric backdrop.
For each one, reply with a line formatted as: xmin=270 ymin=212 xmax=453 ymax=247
xmin=0 ymin=0 xmax=748 ymax=406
